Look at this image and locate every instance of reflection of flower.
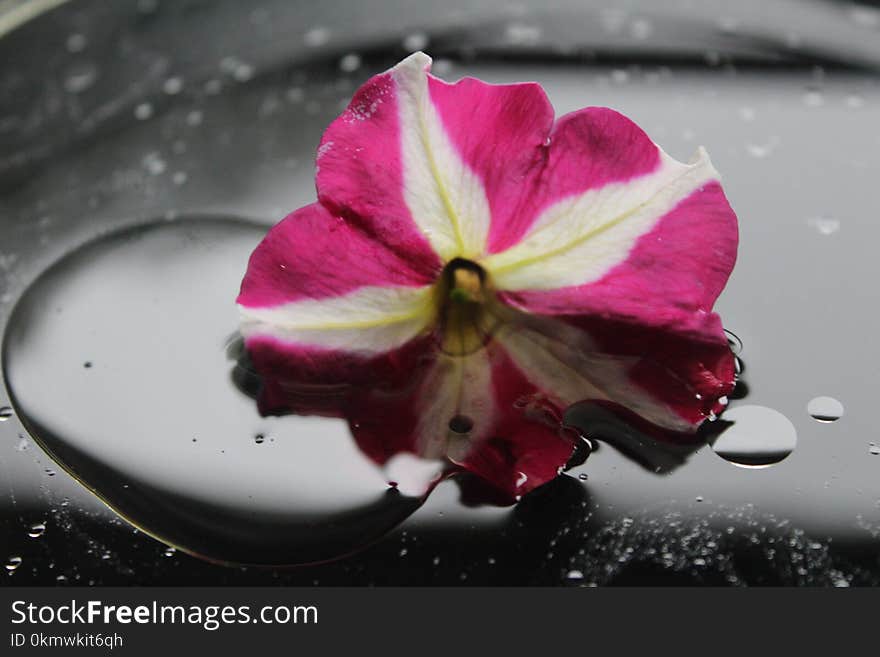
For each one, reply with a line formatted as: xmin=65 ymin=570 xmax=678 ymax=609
xmin=237 ymin=52 xmax=739 ymax=499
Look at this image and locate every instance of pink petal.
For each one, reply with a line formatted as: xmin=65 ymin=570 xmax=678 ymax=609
xmin=237 ymin=203 xmax=436 ymax=385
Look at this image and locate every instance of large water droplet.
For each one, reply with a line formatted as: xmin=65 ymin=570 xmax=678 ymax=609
xmin=807 ymin=396 xmax=844 ymax=423
xmin=28 ymin=523 xmax=46 ymax=538
xmin=5 ymin=556 xmax=22 ymax=572
xmin=0 ymin=406 xmax=13 ymax=421
xmin=706 ymin=405 xmax=797 ymax=468
xmin=2 ymin=218 xmax=432 ymax=565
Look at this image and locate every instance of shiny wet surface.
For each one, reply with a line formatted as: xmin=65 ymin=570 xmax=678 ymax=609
xmin=2 ymin=0 xmax=880 ymax=584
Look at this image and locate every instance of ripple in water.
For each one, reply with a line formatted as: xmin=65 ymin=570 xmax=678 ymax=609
xmin=807 ymin=396 xmax=844 ymax=423
xmin=1 ymin=217 xmax=437 ymax=565
xmin=705 ymin=405 xmax=797 ymax=468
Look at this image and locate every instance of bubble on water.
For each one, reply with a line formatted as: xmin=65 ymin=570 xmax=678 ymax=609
xmin=304 ymin=27 xmax=330 ymax=47
xmin=869 ymin=443 xmax=880 ymax=456
xmin=63 ymin=63 xmax=97 ymax=94
xmin=5 ymin=556 xmax=22 ymax=572
xmin=403 ymin=32 xmax=429 ymax=52
xmin=339 ymin=53 xmax=362 ymax=73
xmin=28 ymin=523 xmax=46 ymax=538
xmin=505 ymin=22 xmax=542 ymax=45
xmin=707 ymin=405 xmax=797 ymax=468
xmin=803 ymin=90 xmax=824 ymax=107
xmin=807 ymin=396 xmax=844 ymax=423
xmin=163 ymin=76 xmax=183 ymax=95
xmin=66 ymin=33 xmax=87 ymax=53
xmin=0 ymin=406 xmax=13 ymax=421
xmin=134 ymin=102 xmax=153 ymax=120
xmin=141 ymin=152 xmax=166 ymax=176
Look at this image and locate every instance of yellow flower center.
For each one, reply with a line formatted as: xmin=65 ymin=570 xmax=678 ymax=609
xmin=435 ymin=259 xmax=504 ymax=356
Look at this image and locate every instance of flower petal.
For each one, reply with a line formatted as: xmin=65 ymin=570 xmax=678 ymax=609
xmin=317 ymin=52 xmax=555 ymax=264
xmin=481 ymin=108 xmax=738 ymax=339
xmin=237 ymin=203 xmax=435 ymax=384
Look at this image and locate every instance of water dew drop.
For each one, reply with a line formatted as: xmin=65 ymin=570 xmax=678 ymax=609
xmin=303 ymin=27 xmax=330 ymax=47
xmin=66 ymin=33 xmax=87 ymax=53
xmin=403 ymin=32 xmax=429 ymax=52
xmin=0 ymin=406 xmax=13 ymax=421
xmin=339 ymin=53 xmax=361 ymax=73
xmin=63 ymin=63 xmax=97 ymax=94
xmin=134 ymin=102 xmax=153 ymax=121
xmin=707 ymin=405 xmax=797 ymax=468
xmin=254 ymin=433 xmax=265 ymax=444
xmin=5 ymin=556 xmax=22 ymax=572
xmin=448 ymin=415 xmax=473 ymax=434
xmin=28 ymin=523 xmax=46 ymax=538
xmin=869 ymin=443 xmax=880 ymax=456
xmin=566 ymin=569 xmax=584 ymax=581
xmin=807 ymin=215 xmax=840 ymax=235
xmin=724 ymin=329 xmax=743 ymax=355
xmin=807 ymin=396 xmax=844 ymax=423
xmin=163 ymin=76 xmax=184 ymax=95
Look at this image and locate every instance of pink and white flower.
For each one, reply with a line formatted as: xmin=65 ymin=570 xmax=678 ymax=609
xmin=237 ymin=53 xmax=739 ymax=498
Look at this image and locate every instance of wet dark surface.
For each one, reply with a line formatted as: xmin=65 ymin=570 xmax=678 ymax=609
xmin=2 ymin=0 xmax=880 ymax=585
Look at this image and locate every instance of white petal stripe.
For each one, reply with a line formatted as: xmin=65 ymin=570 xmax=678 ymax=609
xmin=238 ymin=285 xmax=434 ymax=353
xmin=482 ymin=148 xmax=719 ymax=291
xmin=394 ymin=52 xmax=492 ymax=262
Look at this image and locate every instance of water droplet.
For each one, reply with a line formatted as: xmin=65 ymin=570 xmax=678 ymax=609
xmin=134 ymin=102 xmax=153 ymax=120
xmin=28 ymin=523 xmax=46 ymax=538
xmin=63 ymin=63 xmax=97 ymax=94
xmin=630 ymin=18 xmax=653 ymax=40
xmin=186 ymin=110 xmax=203 ymax=126
xmin=448 ymin=415 xmax=473 ymax=434
xmin=610 ymin=69 xmax=629 ymax=84
xmin=566 ymin=569 xmax=584 ymax=581
xmin=2 ymin=218 xmax=429 ymax=565
xmin=695 ymin=495 xmax=704 ymax=502
xmin=172 ymin=171 xmax=188 ymax=186
xmin=807 ymin=216 xmax=840 ymax=235
xmin=5 ymin=556 xmax=22 ymax=572
xmin=66 ymin=33 xmax=87 ymax=53
xmin=303 ymin=27 xmax=330 ymax=47
xmin=233 ymin=63 xmax=254 ymax=82
xmin=807 ymin=396 xmax=844 ymax=423
xmin=0 ymin=406 xmax=13 ymax=421
xmin=83 ymin=361 xmax=92 ymax=368
xmin=162 ymin=76 xmax=183 ymax=95
xmin=141 ymin=152 xmax=166 ymax=176
xmin=746 ymin=138 xmax=779 ymax=159
xmin=707 ymin=405 xmax=797 ymax=468
xmin=254 ymin=433 xmax=265 ymax=444
xmin=577 ymin=473 xmax=588 ymax=481
xmin=403 ymin=32 xmax=429 ymax=52
xmin=163 ymin=546 xmax=176 ymax=557
xmin=724 ymin=329 xmax=743 ymax=355
xmin=339 ymin=53 xmax=361 ymax=73
xmin=869 ymin=443 xmax=880 ymax=456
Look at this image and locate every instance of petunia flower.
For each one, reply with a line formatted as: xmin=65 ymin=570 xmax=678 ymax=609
xmin=237 ymin=52 xmax=739 ymax=499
